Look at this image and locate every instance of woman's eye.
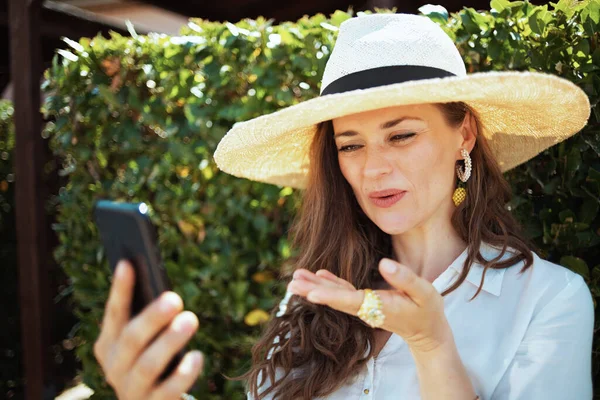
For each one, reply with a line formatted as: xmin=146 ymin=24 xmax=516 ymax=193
xmin=391 ymin=133 xmax=416 ymax=142
xmin=338 ymin=144 xmax=362 ymax=152
xmin=338 ymin=133 xmax=415 ymax=152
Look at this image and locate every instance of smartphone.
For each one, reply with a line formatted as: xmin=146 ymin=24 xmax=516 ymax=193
xmin=93 ymin=199 xmax=185 ymax=382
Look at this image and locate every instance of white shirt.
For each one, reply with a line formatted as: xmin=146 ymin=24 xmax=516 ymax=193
xmin=247 ymin=243 xmax=595 ymax=399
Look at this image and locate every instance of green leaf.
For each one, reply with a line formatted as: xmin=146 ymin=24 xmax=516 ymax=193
xmin=320 ymin=22 xmax=338 ymax=32
xmin=566 ymin=147 xmax=582 ymax=178
xmin=592 ymin=49 xmax=600 ymax=70
xmin=279 ymin=187 xmax=293 ymax=197
xmin=542 ymin=177 xmax=561 ymax=195
xmin=587 ymin=168 xmax=600 ymax=194
xmin=488 ymin=39 xmax=503 ymax=60
xmin=225 ymin=22 xmax=240 ymax=37
xmin=574 ymin=39 xmax=591 ymax=58
xmin=230 ymin=281 xmax=249 ymax=301
xmin=164 ymin=46 xmax=181 ymax=59
xmin=550 ymin=0 xmax=578 ymax=18
xmin=576 ymin=231 xmax=600 ymax=248
xmin=329 ymin=10 xmax=352 ymax=27
xmin=494 ymin=26 xmax=509 ymax=41
xmin=62 ymin=37 xmax=84 ymax=53
xmin=491 ymin=0 xmax=511 ymax=13
xmin=125 ymin=20 xmax=139 ymax=39
xmin=528 ymin=9 xmax=546 ymax=35
xmin=559 ymin=209 xmax=576 ymax=223
xmin=97 ymin=85 xmax=121 ymax=109
xmin=560 ymin=256 xmax=589 ymax=279
xmin=580 ymin=0 xmax=600 ymax=24
xmin=460 ymin=10 xmax=481 ymax=34
xmin=57 ymin=49 xmax=78 ymax=63
xmin=510 ymin=1 xmax=527 ymax=13
xmin=419 ymin=5 xmax=449 ymax=23
xmin=95 ymin=150 xmax=107 ymax=168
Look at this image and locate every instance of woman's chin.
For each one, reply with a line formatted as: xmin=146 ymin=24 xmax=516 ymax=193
xmin=373 ymin=215 xmax=416 ymax=236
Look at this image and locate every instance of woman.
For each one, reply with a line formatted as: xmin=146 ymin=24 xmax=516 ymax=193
xmin=92 ymin=13 xmax=595 ymax=400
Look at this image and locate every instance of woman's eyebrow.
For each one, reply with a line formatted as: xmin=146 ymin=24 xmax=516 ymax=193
xmin=334 ymin=130 xmax=359 ymax=138
xmin=334 ymin=116 xmax=423 ymax=138
xmin=380 ymin=116 xmax=423 ymax=129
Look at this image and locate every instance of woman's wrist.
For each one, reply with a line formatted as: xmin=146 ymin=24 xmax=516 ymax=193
xmin=408 ymin=328 xmax=478 ymax=400
xmin=405 ymin=318 xmax=455 ymax=356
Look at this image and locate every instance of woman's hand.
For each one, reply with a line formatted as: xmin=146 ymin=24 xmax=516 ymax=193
xmin=287 ymin=258 xmax=452 ymax=354
xmin=93 ymin=260 xmax=204 ymax=399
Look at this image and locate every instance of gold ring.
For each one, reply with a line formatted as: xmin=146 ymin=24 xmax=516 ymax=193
xmin=357 ymin=289 xmax=385 ymax=328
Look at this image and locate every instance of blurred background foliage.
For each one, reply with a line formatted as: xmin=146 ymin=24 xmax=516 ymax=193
xmin=1 ymin=0 xmax=598 ymax=398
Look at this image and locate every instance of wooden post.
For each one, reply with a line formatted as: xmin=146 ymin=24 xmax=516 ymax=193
xmin=8 ymin=0 xmax=51 ymax=399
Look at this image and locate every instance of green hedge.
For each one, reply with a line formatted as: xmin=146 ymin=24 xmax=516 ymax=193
xmin=43 ymin=1 xmax=599 ymax=398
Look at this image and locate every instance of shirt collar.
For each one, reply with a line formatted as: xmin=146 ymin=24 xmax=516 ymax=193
xmin=447 ymin=243 xmax=508 ymax=297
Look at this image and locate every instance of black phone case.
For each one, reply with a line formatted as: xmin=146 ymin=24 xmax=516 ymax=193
xmin=93 ymin=200 xmax=186 ymax=382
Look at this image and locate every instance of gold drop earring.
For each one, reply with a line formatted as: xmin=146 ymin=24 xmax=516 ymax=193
xmin=452 ymin=148 xmax=472 ymax=206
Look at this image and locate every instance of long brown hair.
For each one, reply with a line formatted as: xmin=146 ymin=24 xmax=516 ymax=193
xmin=235 ymin=102 xmax=534 ymax=399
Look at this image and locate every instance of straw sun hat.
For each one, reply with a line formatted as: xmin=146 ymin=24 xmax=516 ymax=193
xmin=214 ymin=13 xmax=591 ymax=188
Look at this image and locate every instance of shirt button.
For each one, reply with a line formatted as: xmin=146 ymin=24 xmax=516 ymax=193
xmin=364 ymin=389 xmax=370 ymax=394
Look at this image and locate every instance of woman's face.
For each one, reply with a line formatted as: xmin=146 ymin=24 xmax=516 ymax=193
xmin=332 ymin=104 xmax=474 ymax=236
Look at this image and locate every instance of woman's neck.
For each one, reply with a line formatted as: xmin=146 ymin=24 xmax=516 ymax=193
xmin=390 ymin=217 xmax=467 ymax=284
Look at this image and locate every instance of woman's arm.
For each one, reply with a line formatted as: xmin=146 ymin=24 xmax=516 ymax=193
xmin=409 ymin=325 xmax=478 ymax=400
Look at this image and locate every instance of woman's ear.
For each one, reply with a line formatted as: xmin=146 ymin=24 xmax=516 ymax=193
xmin=459 ymin=110 xmax=477 ymax=154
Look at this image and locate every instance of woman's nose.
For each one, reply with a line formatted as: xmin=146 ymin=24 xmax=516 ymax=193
xmin=363 ymin=147 xmax=393 ymax=179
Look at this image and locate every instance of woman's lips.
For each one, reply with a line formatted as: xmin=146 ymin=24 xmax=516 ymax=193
xmin=368 ymin=190 xmax=406 ymax=208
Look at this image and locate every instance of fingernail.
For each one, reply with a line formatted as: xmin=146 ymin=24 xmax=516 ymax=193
xmin=381 ymin=259 xmax=397 ymax=274
xmin=160 ymin=292 xmax=181 ymax=313
xmin=115 ymin=261 xmax=126 ymax=279
xmin=181 ymin=351 xmax=203 ymax=374
xmin=192 ymin=351 xmax=203 ymax=369
xmin=191 ymin=351 xmax=203 ymax=368
xmin=174 ymin=314 xmax=196 ymax=333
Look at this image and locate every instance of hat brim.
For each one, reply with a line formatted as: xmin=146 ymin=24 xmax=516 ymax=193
xmin=214 ymin=71 xmax=591 ymax=188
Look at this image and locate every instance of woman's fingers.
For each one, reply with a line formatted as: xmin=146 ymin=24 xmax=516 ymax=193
xmin=93 ymin=258 xmax=205 ymax=399
xmin=295 ymin=281 xmax=418 ymax=326
xmin=302 ymin=285 xmax=364 ymax=315
xmin=287 ymin=278 xmax=317 ymax=296
xmin=288 ymin=269 xmax=355 ymax=296
xmin=292 ymin=269 xmax=320 ymax=283
xmin=292 ymin=261 xmax=446 ymax=346
xmin=102 ymin=261 xmax=135 ymax=343
xmin=94 ymin=260 xmax=136 ymax=371
xmin=127 ymin=311 xmax=199 ymax=395
xmin=150 ymin=351 xmax=204 ymax=400
xmin=293 ymin=268 xmax=354 ymax=290
xmin=379 ymin=259 xmax=436 ymax=306
xmin=315 ymin=269 xmax=355 ymax=289
xmin=107 ymin=291 xmax=184 ymax=383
